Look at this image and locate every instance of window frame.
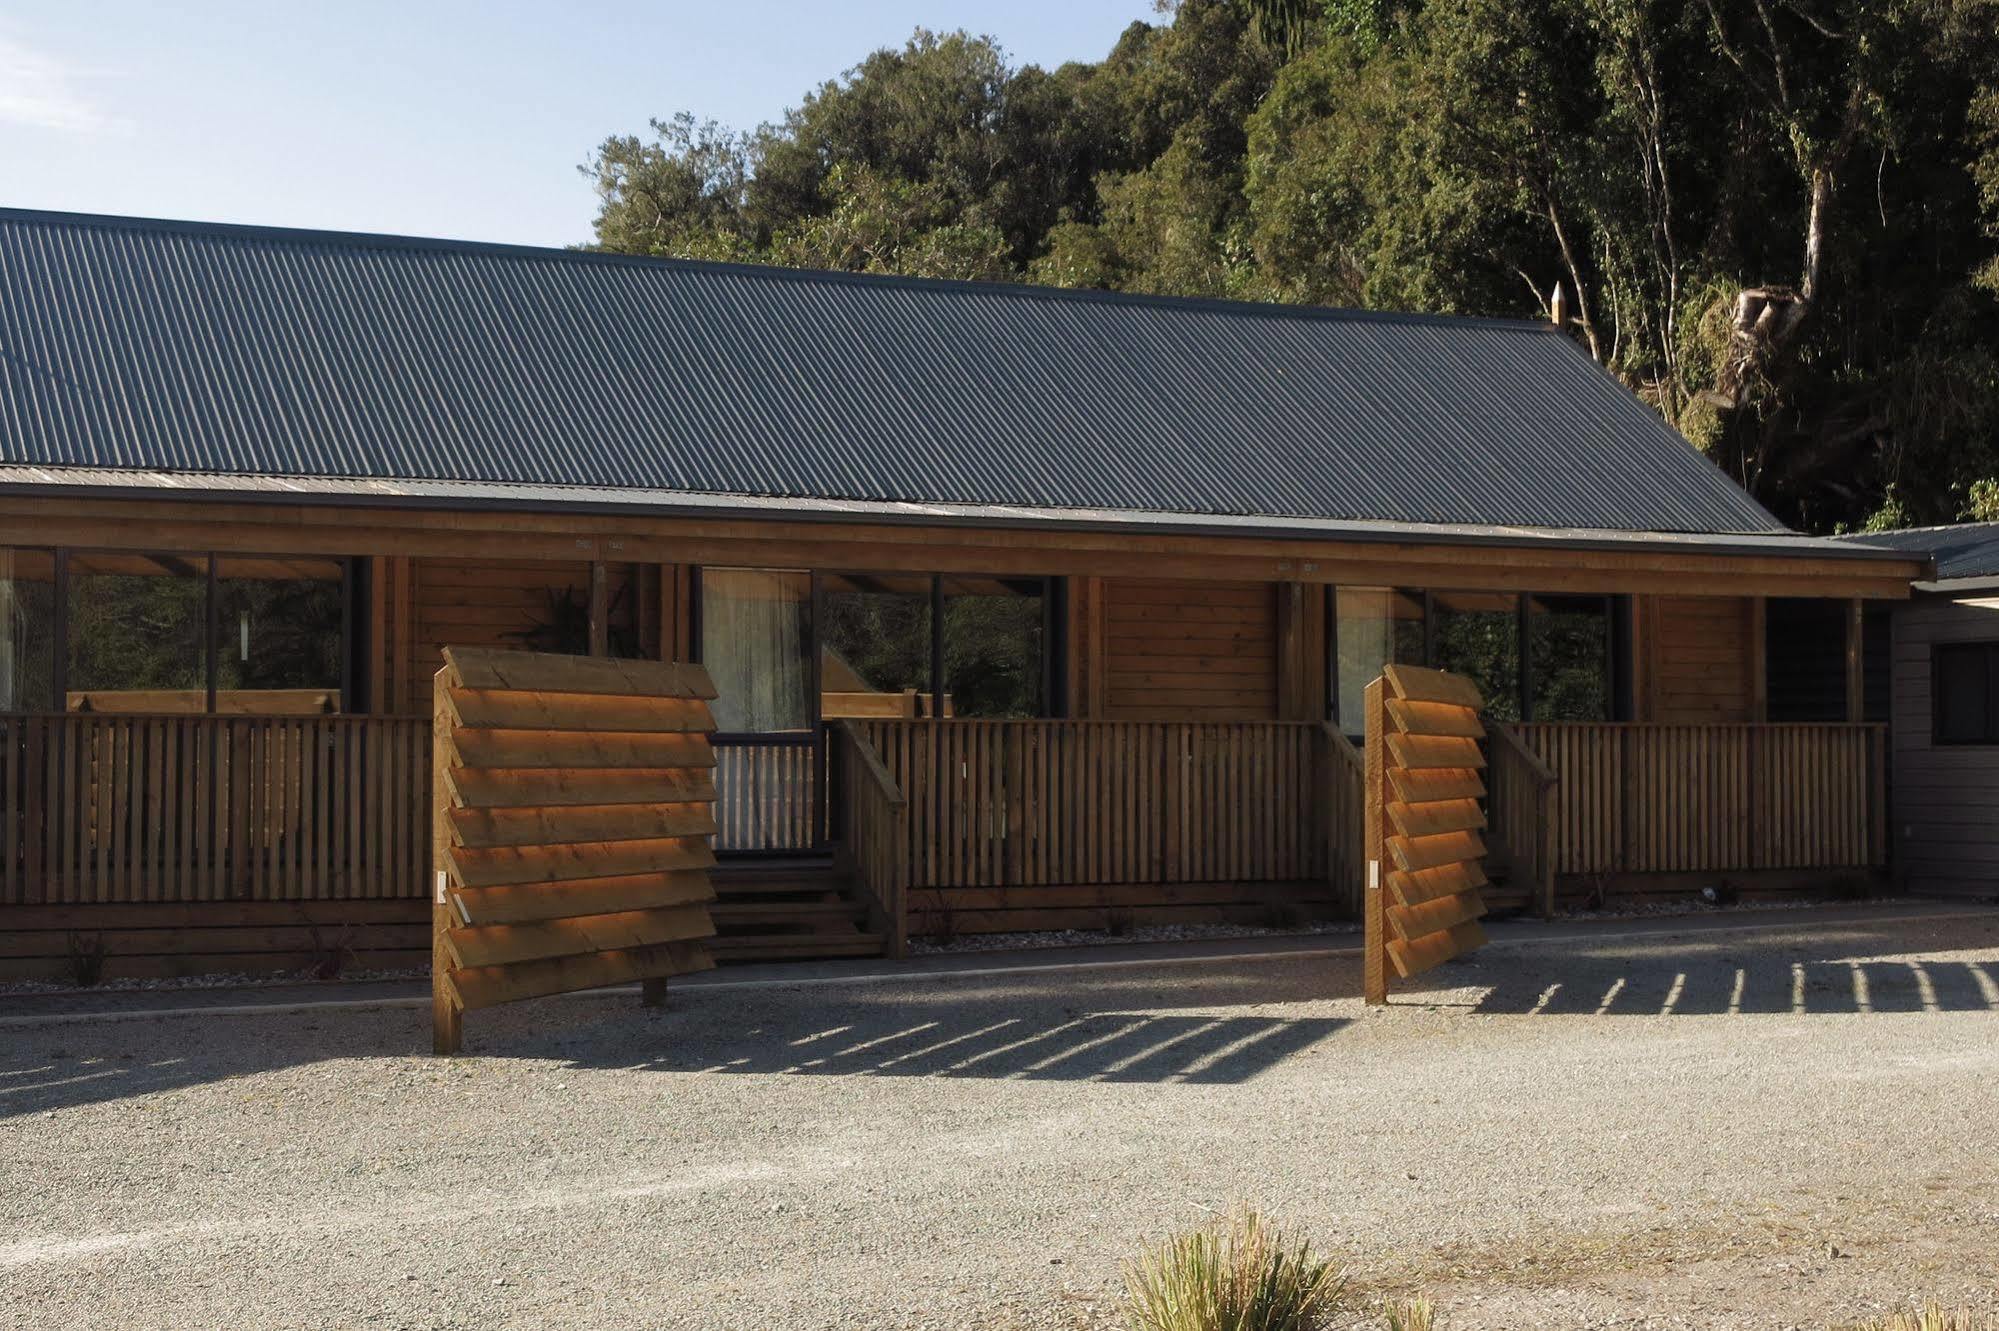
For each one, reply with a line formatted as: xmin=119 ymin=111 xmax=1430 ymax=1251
xmin=42 ymin=548 xmax=352 ymax=715
xmin=1931 ymin=641 xmax=1999 ymax=746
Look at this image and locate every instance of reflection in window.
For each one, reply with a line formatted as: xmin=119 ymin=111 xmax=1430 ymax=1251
xmin=1529 ymin=595 xmax=1611 ymax=721
xmin=820 ymin=573 xmax=934 ymax=718
xmin=700 ymin=568 xmax=813 ymax=732
xmin=1333 ymin=587 xmax=1424 ymax=729
xmin=943 ymin=576 xmax=1044 ymax=718
xmin=1432 ymin=590 xmax=1521 ymax=721
xmin=66 ymin=553 xmax=209 ymax=712
xmin=1934 ymin=642 xmax=1999 ymax=744
xmin=216 ymin=557 xmax=346 ymax=713
xmin=0 ymin=548 xmax=56 ymax=711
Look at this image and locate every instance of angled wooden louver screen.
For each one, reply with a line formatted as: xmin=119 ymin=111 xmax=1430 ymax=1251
xmin=430 ymin=647 xmax=721 ymax=1054
xmin=1362 ymin=664 xmax=1490 ymax=1004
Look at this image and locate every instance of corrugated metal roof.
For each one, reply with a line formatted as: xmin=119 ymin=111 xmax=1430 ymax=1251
xmin=1831 ymin=523 xmax=1999 ymax=582
xmin=0 ymin=207 xmax=1787 ymax=536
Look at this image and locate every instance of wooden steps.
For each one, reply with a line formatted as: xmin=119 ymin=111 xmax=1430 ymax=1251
xmin=706 ymin=859 xmax=885 ymax=962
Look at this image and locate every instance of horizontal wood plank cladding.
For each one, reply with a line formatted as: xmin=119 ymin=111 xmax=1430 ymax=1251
xmin=0 ymin=899 xmax=428 ymax=981
xmin=1101 ymin=579 xmax=1277 ymax=720
xmin=405 ymin=559 xmax=637 ymax=715
xmin=1887 ymin=595 xmax=1999 ymax=896
xmin=1650 ymin=596 xmax=1755 ymax=722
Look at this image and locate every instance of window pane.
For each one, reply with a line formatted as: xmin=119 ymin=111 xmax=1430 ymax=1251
xmin=1432 ymin=590 xmax=1521 ymax=720
xmin=820 ymin=572 xmax=933 ymax=718
xmin=943 ymin=576 xmax=1044 ymax=718
xmin=700 ymin=568 xmax=812 ymax=732
xmin=0 ymin=549 xmax=56 ymax=711
xmin=66 ymin=553 xmax=209 ymax=712
xmin=1334 ymin=588 xmax=1423 ymax=729
xmin=1529 ymin=595 xmax=1611 ymax=721
xmin=1935 ymin=644 xmax=1993 ymax=744
xmin=215 ymin=557 xmax=345 ymax=713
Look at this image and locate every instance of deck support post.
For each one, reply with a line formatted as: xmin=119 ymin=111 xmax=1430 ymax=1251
xmin=1844 ymin=598 xmax=1864 ymax=723
xmin=1362 ymin=677 xmax=1387 ymax=1006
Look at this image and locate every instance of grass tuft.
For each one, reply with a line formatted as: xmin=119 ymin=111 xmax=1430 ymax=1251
xmin=1844 ymin=1305 xmax=1999 ymax=1331
xmin=1123 ymin=1205 xmax=1345 ymax=1331
xmin=1382 ymin=1297 xmax=1436 ymax=1331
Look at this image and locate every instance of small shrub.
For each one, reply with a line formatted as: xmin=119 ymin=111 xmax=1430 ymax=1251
xmin=63 ymin=931 xmax=107 ymax=988
xmin=1123 ymin=1205 xmax=1345 ymax=1331
xmin=1382 ymin=1298 xmax=1436 ymax=1331
xmin=303 ymin=920 xmax=356 ymax=981
xmin=1844 ymin=1304 xmax=1999 ymax=1331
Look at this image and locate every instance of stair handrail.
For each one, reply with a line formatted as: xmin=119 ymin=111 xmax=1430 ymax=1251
xmin=1316 ymin=723 xmax=1366 ymax=916
xmin=1484 ymin=720 xmax=1559 ymax=919
xmin=834 ymin=720 xmax=911 ymax=959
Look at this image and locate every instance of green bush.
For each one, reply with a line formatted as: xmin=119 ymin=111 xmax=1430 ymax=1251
xmin=1123 ymin=1206 xmax=1345 ymax=1331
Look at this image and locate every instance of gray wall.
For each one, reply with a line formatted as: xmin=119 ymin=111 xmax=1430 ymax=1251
xmin=1891 ymin=591 xmax=1999 ymax=897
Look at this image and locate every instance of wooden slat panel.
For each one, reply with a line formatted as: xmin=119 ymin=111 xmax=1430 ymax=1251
xmin=1387 ymin=889 xmax=1486 ymax=941
xmin=447 ymin=835 xmax=716 ymax=888
xmin=444 ymin=904 xmax=715 ymax=968
xmin=448 ymin=688 xmax=716 ymax=734
xmin=444 ymin=648 xmax=717 ymax=700
xmin=1386 ymin=829 xmax=1487 ymax=872
xmin=449 ymin=729 xmax=715 ymax=771
xmin=1387 ymin=859 xmax=1489 ymax=907
xmin=1385 ymin=733 xmax=1486 ymax=770
xmin=447 ymin=939 xmax=715 ymax=1010
xmin=450 ymin=803 xmax=716 ymax=849
xmin=1385 ymin=698 xmax=1485 ymax=738
xmin=1387 ymin=920 xmax=1488 ymax=978
xmin=1386 ymin=798 xmax=1486 ymax=839
xmin=1383 ymin=664 xmax=1486 ymax=709
xmin=1387 ymin=767 xmax=1486 ymax=804
xmin=451 ymin=870 xmax=717 ymax=926
xmin=447 ymin=766 xmax=717 ymax=808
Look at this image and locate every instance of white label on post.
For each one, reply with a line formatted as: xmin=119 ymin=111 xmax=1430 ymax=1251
xmin=1367 ymin=859 xmax=1380 ymax=892
xmin=434 ymin=870 xmax=448 ymax=904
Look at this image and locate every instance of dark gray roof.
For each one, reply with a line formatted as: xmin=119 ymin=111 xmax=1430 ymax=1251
xmin=0 ymin=207 xmax=1786 ymax=536
xmin=1831 ymin=523 xmax=1999 ymax=582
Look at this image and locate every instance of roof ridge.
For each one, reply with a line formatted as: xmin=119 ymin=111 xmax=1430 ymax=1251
xmin=0 ymin=204 xmax=1560 ymax=333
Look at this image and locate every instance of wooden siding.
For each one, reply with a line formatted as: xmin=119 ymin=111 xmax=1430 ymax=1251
xmin=403 ymin=558 xmax=642 ymax=714
xmin=1645 ymin=596 xmax=1757 ymax=722
xmin=0 ymin=899 xmax=427 ymax=981
xmin=1100 ymin=579 xmax=1278 ymax=721
xmin=1889 ymin=594 xmax=1999 ymax=898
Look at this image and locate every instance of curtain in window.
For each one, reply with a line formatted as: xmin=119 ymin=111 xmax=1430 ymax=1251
xmin=701 ymin=568 xmax=812 ymax=732
xmin=1334 ymin=587 xmax=1424 ymax=730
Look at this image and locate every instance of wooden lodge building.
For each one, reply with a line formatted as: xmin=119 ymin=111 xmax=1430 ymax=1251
xmin=0 ymin=208 xmax=1932 ymax=978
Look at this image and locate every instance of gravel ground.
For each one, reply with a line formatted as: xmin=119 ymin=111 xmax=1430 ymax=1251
xmin=3 ymin=906 xmax=1997 ymax=1330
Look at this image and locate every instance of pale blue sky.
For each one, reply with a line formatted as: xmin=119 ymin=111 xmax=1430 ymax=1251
xmin=1 ymin=1 xmax=1157 ymax=248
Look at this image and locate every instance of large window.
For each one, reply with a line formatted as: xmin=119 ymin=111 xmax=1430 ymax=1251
xmin=1529 ymin=595 xmax=1613 ymax=721
xmin=820 ymin=573 xmax=933 ymax=716
xmin=1432 ymin=590 xmax=1523 ymax=721
xmin=0 ymin=548 xmax=55 ymax=711
xmin=943 ymin=576 xmax=1045 ymax=718
xmin=1934 ymin=642 xmax=1999 ymax=745
xmin=1330 ymin=587 xmax=1619 ymax=725
xmin=66 ymin=553 xmax=210 ymax=710
xmin=0 ymin=547 xmax=350 ymax=715
xmin=1331 ymin=587 xmax=1424 ymax=731
xmin=700 ymin=568 xmax=813 ymax=733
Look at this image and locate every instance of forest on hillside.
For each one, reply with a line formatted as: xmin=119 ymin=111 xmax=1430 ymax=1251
xmin=584 ymin=0 xmax=1999 ymax=535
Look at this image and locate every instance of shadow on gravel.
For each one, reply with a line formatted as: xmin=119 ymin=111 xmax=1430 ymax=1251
xmin=1450 ymin=918 xmax=1999 ymax=1017
xmin=511 ymin=963 xmax=1355 ymax=1084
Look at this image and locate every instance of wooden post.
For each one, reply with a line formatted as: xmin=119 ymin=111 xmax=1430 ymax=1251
xmin=1747 ymin=597 xmax=1768 ymax=723
xmin=367 ymin=556 xmax=389 ymax=715
xmin=430 ymin=673 xmax=461 ymax=1056
xmin=588 ymin=561 xmax=610 ymax=659
xmin=389 ymin=556 xmax=413 ymax=717
xmin=1844 ymin=598 xmax=1864 ymax=723
xmin=1362 ymin=677 xmax=1387 ymax=1006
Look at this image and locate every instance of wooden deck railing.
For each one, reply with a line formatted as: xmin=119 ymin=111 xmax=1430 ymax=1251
xmin=1509 ymin=722 xmax=1887 ymax=876
xmin=0 ymin=712 xmax=429 ymax=904
xmin=854 ymin=719 xmax=1338 ymax=889
xmin=1486 ymin=723 xmax=1559 ymax=916
xmin=834 ymin=722 xmax=910 ymax=957
xmin=711 ymin=734 xmax=817 ymax=852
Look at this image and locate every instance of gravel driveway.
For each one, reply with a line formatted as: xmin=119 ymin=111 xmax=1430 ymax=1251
xmin=4 ymin=905 xmax=1997 ymax=1330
